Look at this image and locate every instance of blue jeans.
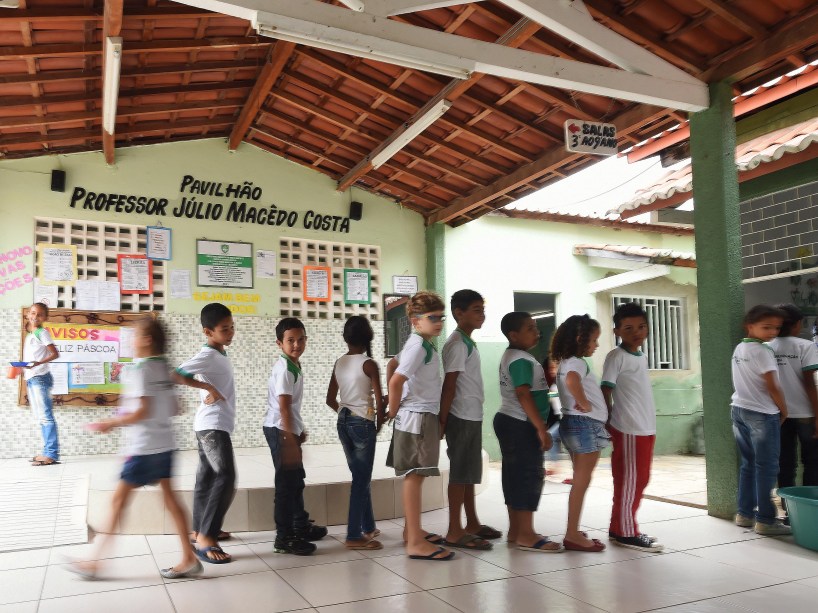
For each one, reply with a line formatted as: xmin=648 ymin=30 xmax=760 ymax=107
xmin=27 ymin=373 xmax=59 ymax=461
xmin=731 ymin=405 xmax=781 ymax=524
xmin=337 ymin=408 xmax=377 ymax=541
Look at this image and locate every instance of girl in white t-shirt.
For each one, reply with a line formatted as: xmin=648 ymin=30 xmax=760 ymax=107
xmin=22 ymin=303 xmax=60 ymax=466
xmin=326 ymin=315 xmax=386 ymax=550
xmin=552 ymin=314 xmax=609 ymax=553
xmin=71 ymin=318 xmax=203 ymax=580
xmin=731 ymin=305 xmax=790 ymax=536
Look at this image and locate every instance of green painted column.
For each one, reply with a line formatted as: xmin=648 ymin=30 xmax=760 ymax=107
xmin=690 ymin=81 xmax=742 ymax=519
xmin=425 ymin=222 xmax=446 ymax=300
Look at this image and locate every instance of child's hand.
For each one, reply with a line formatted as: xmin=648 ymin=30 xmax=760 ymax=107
xmin=779 ymin=411 xmax=788 ymax=425
xmin=438 ymin=417 xmax=447 ymax=439
xmin=574 ymin=401 xmax=591 ymax=413
xmin=536 ymin=425 xmax=552 ymax=451
xmin=298 ymin=431 xmax=308 ymax=444
xmin=204 ymin=386 xmax=224 ymax=405
xmin=281 ymin=434 xmax=301 ymax=467
xmin=376 ymin=411 xmax=387 ymax=433
xmin=86 ymin=421 xmax=114 ymax=434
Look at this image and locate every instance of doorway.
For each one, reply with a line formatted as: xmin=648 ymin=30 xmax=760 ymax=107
xmin=513 ymin=292 xmax=557 ymax=363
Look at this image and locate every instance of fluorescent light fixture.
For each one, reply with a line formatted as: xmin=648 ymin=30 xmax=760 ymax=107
xmin=531 ymin=311 xmax=554 ymax=320
xmin=102 ymin=36 xmax=123 ymax=134
xmin=254 ymin=22 xmax=471 ymax=80
xmin=371 ymin=99 xmax=452 ymax=168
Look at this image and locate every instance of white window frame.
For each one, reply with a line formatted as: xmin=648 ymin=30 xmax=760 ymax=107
xmin=611 ymin=294 xmax=687 ymax=370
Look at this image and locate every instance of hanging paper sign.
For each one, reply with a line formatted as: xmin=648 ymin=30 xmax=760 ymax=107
xmin=392 ymin=275 xmax=418 ymax=295
xmin=344 ymin=269 xmax=371 ymax=304
xmin=564 ymin=120 xmax=618 ymax=156
xmin=37 ymin=244 xmax=77 ymax=286
xmin=117 ymin=254 xmax=153 ymax=294
xmin=303 ymin=266 xmax=331 ymax=302
xmin=255 ymin=249 xmax=277 ymax=279
xmin=146 ymin=226 xmax=172 ymax=260
xmin=196 ymin=239 xmax=253 ymax=289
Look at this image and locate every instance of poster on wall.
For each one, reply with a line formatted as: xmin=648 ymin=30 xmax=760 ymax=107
xmin=117 ymin=254 xmax=153 ymax=294
xmin=344 ymin=269 xmax=371 ymax=304
xmin=197 ymin=239 xmax=253 ymax=289
xmin=47 ymin=322 xmax=120 ymax=363
xmin=146 ymin=226 xmax=172 ymax=261
xmin=37 ymin=244 xmax=77 ymax=286
xmin=76 ymin=280 xmax=121 ymax=311
xmin=33 ymin=281 xmax=59 ymax=308
xmin=392 ymin=275 xmax=418 ymax=295
xmin=303 ymin=266 xmax=331 ymax=302
xmin=169 ymin=269 xmax=192 ymax=299
xmin=255 ymin=249 xmax=277 ymax=279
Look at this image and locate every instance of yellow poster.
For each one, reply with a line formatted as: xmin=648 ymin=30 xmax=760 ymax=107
xmin=36 ymin=243 xmax=77 ymax=286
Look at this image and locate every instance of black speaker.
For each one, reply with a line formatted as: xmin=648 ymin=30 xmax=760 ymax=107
xmin=349 ymin=200 xmax=363 ymax=221
xmin=51 ymin=169 xmax=66 ymax=192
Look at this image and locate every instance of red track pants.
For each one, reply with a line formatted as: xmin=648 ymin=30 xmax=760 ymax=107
xmin=609 ymin=426 xmax=655 ymax=538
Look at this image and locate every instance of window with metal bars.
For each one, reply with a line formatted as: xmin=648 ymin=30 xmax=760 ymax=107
xmin=611 ymin=295 xmax=686 ymax=370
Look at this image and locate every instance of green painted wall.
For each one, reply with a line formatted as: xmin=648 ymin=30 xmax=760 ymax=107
xmin=440 ymin=215 xmax=701 ymax=459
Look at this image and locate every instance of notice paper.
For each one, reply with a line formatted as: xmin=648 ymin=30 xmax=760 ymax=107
xmin=118 ymin=256 xmax=151 ymax=293
xmin=169 ymin=269 xmax=192 ymax=299
xmin=119 ymin=327 xmax=135 ymax=359
xmin=76 ymin=280 xmax=121 ymax=311
xmin=70 ymin=362 xmax=105 ymax=386
xmin=33 ymin=281 xmax=59 ymax=308
xmin=255 ymin=250 xmax=277 ymax=279
xmin=146 ymin=226 xmax=172 ymax=260
xmin=304 ymin=267 xmax=330 ymax=301
xmin=38 ymin=244 xmax=76 ymax=285
xmin=49 ymin=362 xmax=69 ymax=395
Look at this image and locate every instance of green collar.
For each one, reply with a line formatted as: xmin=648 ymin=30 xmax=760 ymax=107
xmin=619 ymin=345 xmax=643 ymax=356
xmin=413 ymin=332 xmax=436 ymax=364
xmin=204 ymin=343 xmax=227 ymax=356
xmin=456 ymin=328 xmax=476 ymax=357
xmin=742 ymin=338 xmax=765 ymax=344
xmin=282 ymin=354 xmax=301 ymax=381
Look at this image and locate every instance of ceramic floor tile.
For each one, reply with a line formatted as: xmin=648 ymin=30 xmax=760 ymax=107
xmin=797 ymin=574 xmax=818 ymax=589
xmin=165 ymin=570 xmax=312 ymax=613
xmin=316 ymin=591 xmax=463 ymax=613
xmin=38 ymin=584 xmax=175 ymax=613
xmin=373 ymin=549 xmax=515 ymax=589
xmin=686 ymin=537 xmax=818 ymax=580
xmin=528 ymin=551 xmax=781 ymax=612
xmin=48 ymin=534 xmax=150 ymax=564
xmin=247 ymin=538 xmax=366 ymax=570
xmin=0 ymin=601 xmax=38 ymax=613
xmin=650 ymin=600 xmax=749 ymax=612
xmin=0 ymin=565 xmax=47 ymax=605
xmin=710 ymin=581 xmax=818 ymax=613
xmin=41 ymin=554 xmax=163 ymax=599
xmin=154 ymin=543 xmax=270 ymax=580
xmin=275 ymin=558 xmax=421 ymax=607
xmin=0 ymin=547 xmax=50 ymax=571
xmin=430 ymin=576 xmax=604 ymax=612
xmin=643 ymin=515 xmax=761 ymax=551
xmin=146 ymin=533 xmax=190 ymax=554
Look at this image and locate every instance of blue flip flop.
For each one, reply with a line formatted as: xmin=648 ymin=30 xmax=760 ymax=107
xmin=408 ymin=546 xmax=455 ymax=561
xmin=194 ymin=545 xmax=232 ymax=564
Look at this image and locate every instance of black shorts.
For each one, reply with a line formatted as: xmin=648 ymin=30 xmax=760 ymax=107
xmin=493 ymin=412 xmax=544 ymax=511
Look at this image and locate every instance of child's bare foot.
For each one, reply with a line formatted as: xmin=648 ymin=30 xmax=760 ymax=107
xmin=402 ymin=529 xmax=444 ymax=544
xmin=190 ymin=530 xmax=230 ymax=541
xmin=194 ymin=536 xmax=231 ymax=563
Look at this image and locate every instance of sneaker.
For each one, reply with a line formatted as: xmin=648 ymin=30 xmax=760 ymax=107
xmin=609 ymin=531 xmax=659 ymax=544
xmin=296 ymin=521 xmax=328 ymax=542
xmin=735 ymin=513 xmax=754 ymax=528
xmin=611 ymin=534 xmax=664 ymax=552
xmin=274 ymin=536 xmax=317 ymax=555
xmin=754 ymin=521 xmax=792 ymax=536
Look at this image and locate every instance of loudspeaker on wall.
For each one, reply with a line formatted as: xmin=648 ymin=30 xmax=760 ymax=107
xmin=51 ymin=169 xmax=66 ymax=192
xmin=349 ymin=200 xmax=363 ymax=220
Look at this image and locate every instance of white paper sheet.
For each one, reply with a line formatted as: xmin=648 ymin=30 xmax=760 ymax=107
xmin=49 ymin=362 xmax=69 ymax=395
xmin=255 ymin=250 xmax=277 ymax=279
xmin=33 ymin=281 xmax=59 ymax=308
xmin=305 ymin=268 xmax=330 ymax=300
xmin=70 ymin=362 xmax=104 ymax=386
xmin=169 ymin=269 xmax=192 ymax=299
xmin=119 ymin=257 xmax=150 ymax=292
xmin=75 ymin=280 xmax=121 ymax=311
xmin=147 ymin=226 xmax=172 ymax=260
xmin=119 ymin=327 xmax=135 ymax=359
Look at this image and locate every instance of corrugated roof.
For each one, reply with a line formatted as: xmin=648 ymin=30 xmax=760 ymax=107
xmin=615 ymin=116 xmax=818 ymax=216
xmin=573 ymin=243 xmax=696 ymax=267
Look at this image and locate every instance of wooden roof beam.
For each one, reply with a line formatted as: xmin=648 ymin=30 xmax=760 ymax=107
xmin=228 ymin=40 xmax=295 ymax=150
xmin=0 ymin=38 xmax=269 ymax=60
xmin=693 ymin=0 xmax=766 ymax=39
xmin=102 ymin=0 xmax=124 ymax=166
xmin=0 ymin=6 xmax=216 ymax=23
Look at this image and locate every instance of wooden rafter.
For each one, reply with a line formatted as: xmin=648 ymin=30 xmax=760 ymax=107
xmin=0 ymin=38 xmax=269 ymax=60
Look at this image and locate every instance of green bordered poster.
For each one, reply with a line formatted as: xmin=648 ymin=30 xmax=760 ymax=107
xmin=196 ymin=239 xmax=253 ymax=289
xmin=344 ymin=268 xmax=371 ymax=304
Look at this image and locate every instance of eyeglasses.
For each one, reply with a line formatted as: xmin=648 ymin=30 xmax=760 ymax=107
xmin=418 ymin=314 xmax=446 ymax=323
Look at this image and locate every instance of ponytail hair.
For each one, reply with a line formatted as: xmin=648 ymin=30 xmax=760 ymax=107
xmin=550 ymin=314 xmax=600 ymax=361
xmin=343 ymin=315 xmax=374 ymax=357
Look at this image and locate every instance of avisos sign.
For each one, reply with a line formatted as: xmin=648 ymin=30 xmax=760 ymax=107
xmin=564 ymin=120 xmax=618 ymax=156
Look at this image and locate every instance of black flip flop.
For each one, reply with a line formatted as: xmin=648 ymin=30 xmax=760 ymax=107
xmin=408 ymin=546 xmax=455 ymax=561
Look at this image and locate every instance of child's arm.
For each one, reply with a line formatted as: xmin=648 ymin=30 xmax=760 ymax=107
xmin=387 ymin=373 xmax=407 ymax=419
xmin=325 ymin=369 xmax=340 ymax=412
xmin=277 ymin=393 xmax=304 ymax=464
xmin=515 ymin=385 xmax=551 ymax=450
xmin=762 ymin=371 xmax=788 ymax=422
xmin=171 ymin=370 xmax=224 ymax=405
xmin=93 ymin=398 xmax=150 ymax=432
xmin=363 ymin=359 xmax=387 ymax=432
xmin=30 ymin=343 xmax=60 ymax=368
xmin=439 ymin=372 xmax=459 ymax=439
xmin=601 ymin=386 xmax=614 ymax=420
xmin=566 ymin=371 xmax=592 ymax=413
xmin=385 ymin=358 xmax=398 ymax=386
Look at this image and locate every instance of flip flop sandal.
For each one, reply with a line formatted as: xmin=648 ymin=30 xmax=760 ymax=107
xmin=444 ymin=533 xmax=492 ymax=550
xmin=424 ymin=533 xmax=445 ymax=545
xmin=562 ymin=537 xmax=605 ymax=552
xmin=345 ymin=539 xmax=383 ymax=550
xmin=518 ymin=538 xmax=564 ymax=553
xmin=32 ymin=459 xmax=60 ymax=466
xmin=194 ymin=545 xmax=232 ymax=564
xmin=408 ymin=546 xmax=455 ymax=561
xmin=475 ymin=525 xmax=502 ymax=540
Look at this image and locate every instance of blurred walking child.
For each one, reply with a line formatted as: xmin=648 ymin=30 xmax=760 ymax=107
xmin=440 ymin=289 xmax=500 ymax=550
xmin=552 ymin=314 xmax=609 ymax=552
xmin=387 ymin=291 xmax=454 ymax=561
xmin=601 ymin=303 xmax=663 ymax=552
xmin=265 ymin=317 xmax=327 ymax=555
xmin=495 ymin=312 xmax=561 ymax=552
xmin=23 ymin=303 xmax=61 ymax=466
xmin=72 ymin=318 xmax=202 ymax=579
xmin=731 ymin=304 xmax=791 ymax=535
xmin=326 ymin=315 xmax=386 ymax=550
xmin=174 ymin=303 xmax=237 ymax=563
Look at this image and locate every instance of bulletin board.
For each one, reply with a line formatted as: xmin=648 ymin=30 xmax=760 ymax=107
xmin=17 ymin=308 xmax=157 ymax=408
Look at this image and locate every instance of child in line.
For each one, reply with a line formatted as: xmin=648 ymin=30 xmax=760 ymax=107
xmin=543 ymin=357 xmax=564 ymax=474
xmin=495 ymin=312 xmax=561 ymax=552
xmin=325 ymin=315 xmax=385 ymax=550
xmin=23 ymin=302 xmax=61 ymax=466
xmin=71 ymin=318 xmax=202 ymax=579
xmin=440 ymin=290 xmax=499 ymax=550
xmin=601 ymin=303 xmax=663 ymax=552
xmin=174 ymin=303 xmax=237 ymax=564
xmin=265 ymin=317 xmax=327 ymax=555
xmin=387 ymin=291 xmax=454 ymax=561
xmin=731 ymin=304 xmax=791 ymax=535
xmin=770 ymin=304 xmax=818 ymax=503
xmin=552 ymin=314 xmax=609 ymax=553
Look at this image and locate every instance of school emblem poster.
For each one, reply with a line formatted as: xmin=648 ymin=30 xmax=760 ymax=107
xmin=196 ymin=240 xmax=253 ymax=289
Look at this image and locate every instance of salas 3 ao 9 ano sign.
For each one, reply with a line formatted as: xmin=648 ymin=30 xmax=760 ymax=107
xmin=564 ymin=120 xmax=618 ymax=156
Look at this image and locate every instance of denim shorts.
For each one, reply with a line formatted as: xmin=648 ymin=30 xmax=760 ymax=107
xmin=560 ymin=414 xmax=610 ymax=455
xmin=121 ymin=450 xmax=174 ymax=486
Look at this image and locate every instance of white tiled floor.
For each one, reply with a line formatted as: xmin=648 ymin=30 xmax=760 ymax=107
xmin=2 ymin=458 xmax=818 ymax=612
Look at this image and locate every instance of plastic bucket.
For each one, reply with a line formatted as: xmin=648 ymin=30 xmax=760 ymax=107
xmin=778 ymin=486 xmax=818 ymax=552
xmin=6 ymin=366 xmax=20 ymax=379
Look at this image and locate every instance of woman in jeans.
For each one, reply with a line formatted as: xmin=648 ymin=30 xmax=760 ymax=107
xmin=326 ymin=316 xmax=386 ymax=550
xmin=23 ymin=303 xmax=60 ymax=466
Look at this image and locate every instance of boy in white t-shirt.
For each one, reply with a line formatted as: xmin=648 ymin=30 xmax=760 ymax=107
xmin=174 ymin=303 xmax=237 ymax=564
xmin=22 ymin=303 xmax=60 ymax=465
xmin=770 ymin=304 xmax=818 ymax=501
xmin=601 ymin=302 xmax=663 ymax=552
xmin=264 ymin=317 xmax=327 ymax=556
xmin=440 ymin=290 xmax=499 ymax=550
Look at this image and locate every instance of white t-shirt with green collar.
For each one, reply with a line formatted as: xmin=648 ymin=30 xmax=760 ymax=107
xmin=23 ymin=327 xmax=54 ymax=380
xmin=557 ymin=356 xmax=608 ymax=423
xmin=769 ymin=336 xmax=818 ymax=418
xmin=442 ymin=328 xmax=484 ymax=421
xmin=395 ymin=333 xmax=442 ymax=414
xmin=265 ymin=354 xmax=305 ymax=435
xmin=498 ymin=348 xmax=550 ymax=422
xmin=602 ymin=346 xmax=656 ymax=435
xmin=176 ymin=345 xmax=236 ymax=433
xmin=731 ymin=339 xmax=779 ymax=414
